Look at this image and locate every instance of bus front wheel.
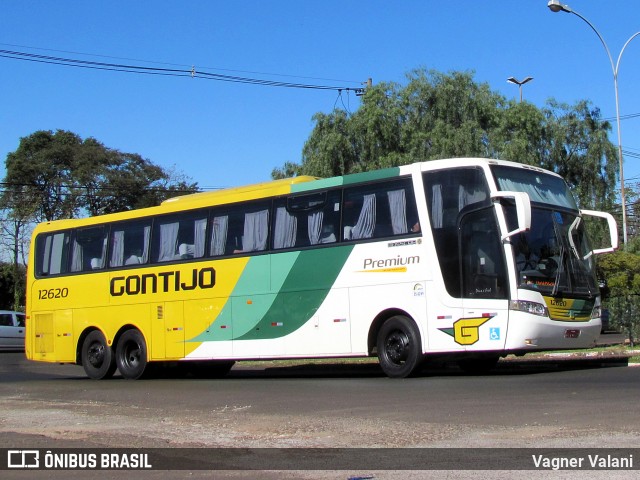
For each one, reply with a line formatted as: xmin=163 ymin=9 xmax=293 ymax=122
xmin=116 ymin=329 xmax=148 ymax=380
xmin=377 ymin=315 xmax=423 ymax=378
xmin=81 ymin=330 xmax=117 ymax=380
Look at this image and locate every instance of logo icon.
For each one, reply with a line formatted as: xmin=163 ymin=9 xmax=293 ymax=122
xmin=7 ymin=450 xmax=39 ymax=469
xmin=438 ymin=317 xmax=492 ymax=345
xmin=490 ymin=327 xmax=500 ymax=341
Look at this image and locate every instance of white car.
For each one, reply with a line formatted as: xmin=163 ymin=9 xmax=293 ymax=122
xmin=0 ymin=310 xmax=25 ymax=351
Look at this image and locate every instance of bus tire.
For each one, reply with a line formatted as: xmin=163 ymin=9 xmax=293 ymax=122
xmin=115 ymin=329 xmax=148 ymax=380
xmin=81 ymin=330 xmax=116 ymax=380
xmin=377 ymin=315 xmax=423 ymax=378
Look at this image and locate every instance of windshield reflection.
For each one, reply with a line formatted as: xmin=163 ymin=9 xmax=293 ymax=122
xmin=513 ymin=208 xmax=597 ymax=296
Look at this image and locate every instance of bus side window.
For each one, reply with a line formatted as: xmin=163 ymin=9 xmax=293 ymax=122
xmin=71 ymin=226 xmax=108 ymax=272
xmin=35 ymin=232 xmax=70 ymax=277
xmin=460 ymin=208 xmax=508 ymax=299
xmin=272 ymin=190 xmax=341 ymax=250
xmin=343 ymin=179 xmax=416 ymax=241
xmin=424 ymin=168 xmax=491 ymax=298
xmin=153 ymin=214 xmax=207 ymax=262
xmin=110 ymin=222 xmax=151 ymax=267
xmin=211 ymin=202 xmax=270 ymax=256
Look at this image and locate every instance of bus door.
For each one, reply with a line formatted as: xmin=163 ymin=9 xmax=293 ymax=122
xmin=459 ymin=206 xmax=509 ymax=351
xmin=152 ymin=301 xmax=185 ymax=359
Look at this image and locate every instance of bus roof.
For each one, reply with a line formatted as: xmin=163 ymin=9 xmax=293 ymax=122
xmin=161 ymin=175 xmax=320 ymax=207
xmin=31 ymin=158 xmax=562 ymax=233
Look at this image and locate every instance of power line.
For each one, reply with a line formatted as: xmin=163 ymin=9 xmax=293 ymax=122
xmin=0 ymin=48 xmax=366 ymax=93
xmin=0 ymin=42 xmax=363 ymax=85
xmin=603 ymin=112 xmax=640 ymax=122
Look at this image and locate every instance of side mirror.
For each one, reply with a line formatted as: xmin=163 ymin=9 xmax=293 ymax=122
xmin=580 ymin=209 xmax=619 ymax=255
xmin=491 ymin=191 xmax=531 ymax=241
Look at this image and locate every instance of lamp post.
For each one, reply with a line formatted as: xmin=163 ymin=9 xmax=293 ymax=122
xmin=507 ymin=76 xmax=534 ymax=102
xmin=548 ymin=0 xmax=640 ymax=247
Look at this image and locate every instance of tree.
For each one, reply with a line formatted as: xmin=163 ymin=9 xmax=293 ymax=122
xmin=275 ymin=67 xmax=632 ymax=338
xmin=0 ymin=130 xmax=198 ymax=309
xmin=598 ymin=246 xmax=640 ymax=345
xmin=539 ymin=100 xmax=617 ymax=211
xmin=275 ymin=68 xmax=619 ymax=215
xmin=0 ymin=262 xmax=26 ymax=310
xmin=2 ymin=130 xmax=198 ymax=222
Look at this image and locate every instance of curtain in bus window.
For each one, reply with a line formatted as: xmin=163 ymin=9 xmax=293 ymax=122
xmin=459 ymin=185 xmax=487 ymax=210
xmin=210 ymin=216 xmax=229 ymax=256
xmin=242 ymin=209 xmax=269 ymax=252
xmin=274 ymin=207 xmax=297 ymax=249
xmin=40 ymin=236 xmax=52 ymax=275
xmin=388 ymin=189 xmax=408 ymax=235
xmin=158 ymin=222 xmax=179 ymax=261
xmin=89 ymin=239 xmax=105 ymax=270
xmin=141 ymin=226 xmax=150 ymax=263
xmin=351 ymin=194 xmax=377 ymax=240
xmin=193 ymin=218 xmax=207 ymax=257
xmin=431 ymin=185 xmax=443 ymax=229
xmin=50 ymin=234 xmax=67 ymax=274
xmin=308 ymin=211 xmax=323 ymax=245
xmin=110 ymin=230 xmax=125 ymax=267
xmin=71 ymin=239 xmax=83 ymax=272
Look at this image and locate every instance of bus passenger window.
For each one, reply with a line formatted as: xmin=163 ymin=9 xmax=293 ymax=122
xmin=110 ymin=222 xmax=150 ymax=267
xmin=153 ymin=214 xmax=207 ymax=262
xmin=234 ymin=209 xmax=269 ymax=253
xmin=272 ymin=191 xmax=341 ymax=250
xmin=212 ymin=202 xmax=270 ymax=255
xmin=71 ymin=226 xmax=108 ymax=272
xmin=35 ymin=232 xmax=70 ymax=276
xmin=343 ymin=178 xmax=417 ymax=241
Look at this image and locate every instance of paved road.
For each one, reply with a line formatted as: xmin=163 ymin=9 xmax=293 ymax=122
xmin=1 ymin=349 xmax=639 ymax=479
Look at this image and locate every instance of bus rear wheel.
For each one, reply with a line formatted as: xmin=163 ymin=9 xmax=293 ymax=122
xmin=116 ymin=329 xmax=148 ymax=380
xmin=81 ymin=330 xmax=116 ymax=380
xmin=377 ymin=315 xmax=423 ymax=378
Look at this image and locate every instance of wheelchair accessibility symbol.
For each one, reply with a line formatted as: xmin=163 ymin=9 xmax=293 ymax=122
xmin=489 ymin=327 xmax=501 ymax=341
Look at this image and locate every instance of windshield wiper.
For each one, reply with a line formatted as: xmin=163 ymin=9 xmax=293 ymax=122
xmin=551 ymin=220 xmax=567 ymax=297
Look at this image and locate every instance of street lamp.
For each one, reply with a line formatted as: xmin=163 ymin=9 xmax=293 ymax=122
xmin=548 ymin=0 xmax=640 ymax=247
xmin=507 ymin=76 xmax=534 ymax=102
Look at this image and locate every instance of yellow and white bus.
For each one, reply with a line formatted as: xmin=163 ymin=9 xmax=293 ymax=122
xmin=26 ymin=158 xmax=618 ymax=379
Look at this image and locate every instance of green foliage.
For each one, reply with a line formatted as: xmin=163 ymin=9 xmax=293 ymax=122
xmin=277 ymin=66 xmax=631 ymax=340
xmin=0 ymin=129 xmax=198 ymax=310
xmin=277 ymin=68 xmax=618 ymax=215
xmin=539 ymin=100 xmax=617 ymax=211
xmin=1 ymin=130 xmax=198 ymax=222
xmin=0 ymin=262 xmax=25 ymax=310
xmin=598 ymin=250 xmax=640 ymax=344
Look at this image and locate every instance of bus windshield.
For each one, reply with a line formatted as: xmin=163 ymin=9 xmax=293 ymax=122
xmin=491 ymin=164 xmax=578 ymax=210
xmin=511 ymin=208 xmax=598 ymax=296
xmin=491 ymin=165 xmax=597 ymax=297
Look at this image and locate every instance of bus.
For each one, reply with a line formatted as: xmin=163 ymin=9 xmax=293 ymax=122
xmin=25 ymin=158 xmax=618 ymax=379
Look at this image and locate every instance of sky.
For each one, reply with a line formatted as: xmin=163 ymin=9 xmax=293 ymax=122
xmin=2 ymin=1 xmax=640 ymax=193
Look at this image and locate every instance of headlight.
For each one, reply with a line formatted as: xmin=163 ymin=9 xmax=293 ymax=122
xmin=509 ymin=300 xmax=548 ymax=317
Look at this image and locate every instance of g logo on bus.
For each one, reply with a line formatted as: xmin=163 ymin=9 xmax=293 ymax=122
xmin=439 ymin=317 xmax=492 ymax=346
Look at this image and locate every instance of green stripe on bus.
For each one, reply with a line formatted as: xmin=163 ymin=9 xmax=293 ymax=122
xmin=235 ymin=245 xmax=354 ymax=340
xmin=292 ymin=167 xmax=401 ymax=193
xmin=188 ymin=246 xmax=353 ymax=343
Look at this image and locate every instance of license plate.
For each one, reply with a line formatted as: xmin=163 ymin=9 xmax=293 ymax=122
xmin=564 ymin=329 xmax=580 ymax=339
